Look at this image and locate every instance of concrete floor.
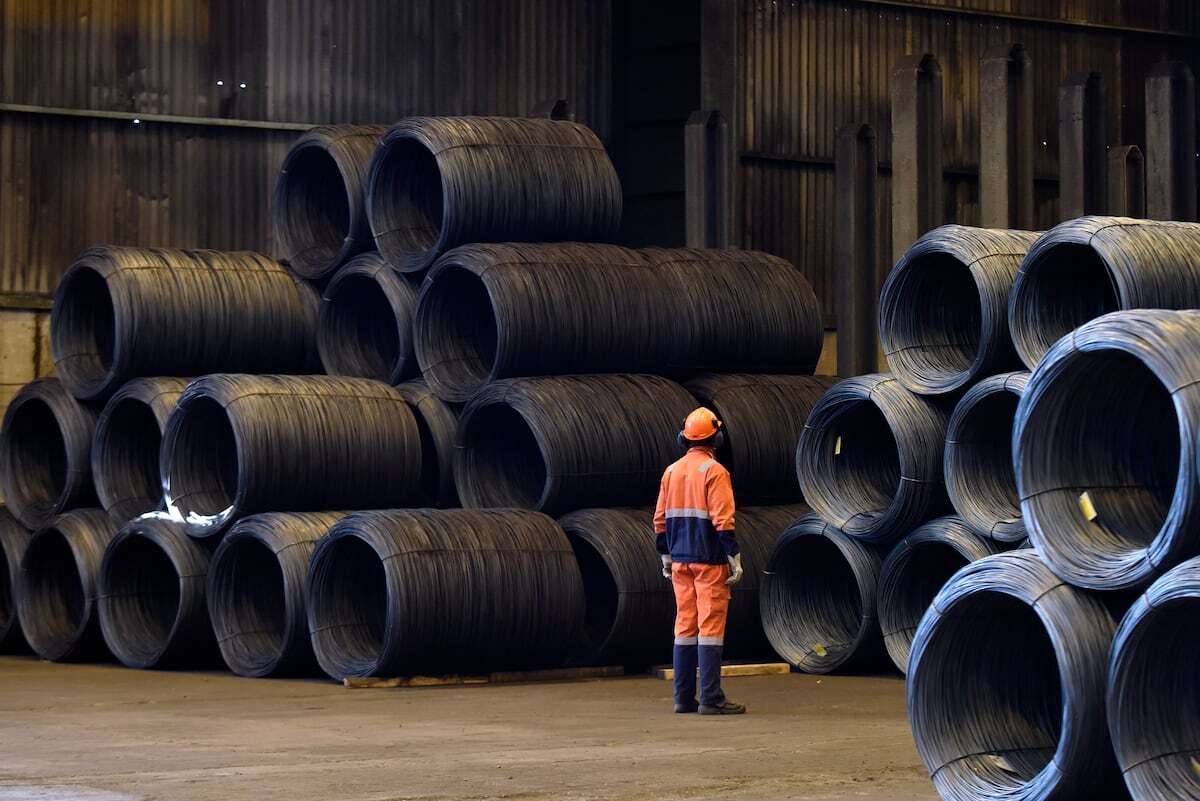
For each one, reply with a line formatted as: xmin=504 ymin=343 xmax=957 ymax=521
xmin=0 ymin=655 xmax=935 ymax=801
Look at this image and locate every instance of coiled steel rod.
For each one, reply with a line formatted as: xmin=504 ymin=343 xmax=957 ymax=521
xmin=396 ymin=380 xmax=459 ymax=508
xmin=796 ymin=373 xmax=950 ymax=544
xmin=944 ymin=371 xmax=1030 ymax=542
xmin=51 ymin=246 xmax=320 ymax=401
xmin=273 ymin=125 xmax=388 ymax=280
xmin=907 ymin=550 xmax=1124 ymax=801
xmin=879 ymin=225 xmax=1039 ymax=395
xmin=366 ymin=116 xmax=622 ymax=273
xmin=92 ymin=377 xmax=190 ymax=523
xmin=1009 ymin=216 xmax=1200 ymax=370
xmin=17 ymin=509 xmax=118 ymax=661
xmin=644 ymin=248 xmax=824 ymax=374
xmin=0 ymin=377 xmax=98 ymax=529
xmin=0 ymin=507 xmax=30 ymax=651
xmin=98 ymin=514 xmax=218 ymax=669
xmin=208 ymin=512 xmax=347 ymax=677
xmin=759 ymin=512 xmax=884 ymax=673
xmin=1014 ymin=309 xmax=1200 ymax=590
xmin=877 ymin=515 xmax=1000 ymax=673
xmin=413 ymin=243 xmax=672 ymax=402
xmin=686 ymin=373 xmax=838 ymax=503
xmin=455 ymin=374 xmax=696 ymax=514
xmin=733 ymin=504 xmax=812 ymax=658
xmin=306 ymin=509 xmax=584 ymax=680
xmin=317 ymin=251 xmax=419 ymax=383
xmin=1107 ymin=555 xmax=1200 ymax=801
xmin=161 ymin=375 xmax=423 ymax=538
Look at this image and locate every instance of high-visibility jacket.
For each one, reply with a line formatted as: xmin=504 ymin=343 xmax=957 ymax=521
xmin=653 ymin=446 xmax=738 ymax=564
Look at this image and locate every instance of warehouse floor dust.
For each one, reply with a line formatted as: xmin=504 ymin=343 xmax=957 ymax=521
xmin=0 ymin=656 xmax=934 ymax=801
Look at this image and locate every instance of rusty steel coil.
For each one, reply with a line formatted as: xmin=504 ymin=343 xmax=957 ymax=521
xmin=366 ymin=116 xmax=622 ymax=274
xmin=760 ymin=512 xmax=885 ymax=674
xmin=414 ymin=242 xmax=671 ymax=402
xmin=1009 ymin=216 xmax=1200 ymax=370
xmin=208 ymin=512 xmax=346 ymax=677
xmin=306 ymin=509 xmax=584 ymax=680
xmin=98 ymin=514 xmax=217 ymax=669
xmin=92 ymin=377 xmax=191 ymax=523
xmin=908 ymin=550 xmax=1123 ymax=801
xmin=558 ymin=507 xmax=673 ymax=666
xmin=0 ymin=377 xmax=98 ymax=530
xmin=455 ymin=374 xmax=696 ymax=514
xmin=273 ymin=125 xmax=388 ymax=280
xmin=1107 ymin=555 xmax=1200 ymax=801
xmin=317 ymin=251 xmax=419 ymax=383
xmin=161 ymin=375 xmax=423 ymax=539
xmin=50 ymin=246 xmax=320 ymax=401
xmin=685 ymin=373 xmax=839 ymax=503
xmin=796 ymin=373 xmax=950 ymax=544
xmin=643 ymin=247 xmax=824 ymax=374
xmin=877 ymin=515 xmax=1000 ymax=674
xmin=0 ymin=507 xmax=30 ymax=651
xmin=396 ymin=379 xmax=459 ymax=508
xmin=17 ymin=509 xmax=118 ymax=661
xmin=879 ymin=225 xmax=1039 ymax=395
xmin=944 ymin=371 xmax=1030 ymax=542
xmin=1015 ymin=309 xmax=1200 ymax=591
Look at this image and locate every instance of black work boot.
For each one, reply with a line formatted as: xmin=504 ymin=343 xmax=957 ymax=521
xmin=699 ymin=700 xmax=746 ymax=715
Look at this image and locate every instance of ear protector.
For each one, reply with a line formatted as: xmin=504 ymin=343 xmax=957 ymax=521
xmin=677 ymin=428 xmax=725 ymax=450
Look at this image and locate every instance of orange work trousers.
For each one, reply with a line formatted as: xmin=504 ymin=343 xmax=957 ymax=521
xmin=671 ymin=562 xmax=731 ymax=646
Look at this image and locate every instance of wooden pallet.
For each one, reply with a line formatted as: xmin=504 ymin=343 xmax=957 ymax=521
xmin=652 ymin=662 xmax=792 ymax=680
xmin=343 ymin=665 xmax=625 ymax=689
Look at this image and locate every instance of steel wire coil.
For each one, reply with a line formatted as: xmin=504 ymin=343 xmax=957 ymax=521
xmin=944 ymin=371 xmax=1030 ymax=542
xmin=207 ymin=512 xmax=346 ymax=677
xmin=1009 ymin=216 xmax=1200 ymax=370
xmin=877 ymin=515 xmax=1000 ymax=674
xmin=642 ymin=247 xmax=824 ymax=374
xmin=879 ymin=226 xmax=1039 ymax=395
xmin=1014 ymin=309 xmax=1200 ymax=591
xmin=366 ymin=116 xmax=622 ymax=274
xmin=732 ymin=504 xmax=812 ymax=658
xmin=396 ymin=380 xmax=459 ymax=508
xmin=0 ymin=507 xmax=30 ymax=651
xmin=50 ymin=245 xmax=320 ymax=401
xmin=1107 ymin=555 xmax=1200 ymax=801
xmin=907 ymin=550 xmax=1124 ymax=801
xmin=17 ymin=509 xmax=118 ymax=661
xmin=317 ymin=251 xmax=419 ymax=383
xmin=455 ymin=374 xmax=696 ymax=514
xmin=759 ymin=512 xmax=884 ymax=673
xmin=685 ymin=373 xmax=839 ymax=503
xmin=796 ymin=373 xmax=950 ymax=544
xmin=0 ymin=377 xmax=98 ymax=529
xmin=92 ymin=377 xmax=190 ymax=523
xmin=161 ymin=374 xmax=423 ymax=539
xmin=97 ymin=514 xmax=217 ymax=669
xmin=413 ymin=242 xmax=672 ymax=402
xmin=558 ymin=507 xmax=673 ymax=667
xmin=273 ymin=125 xmax=388 ymax=280
xmin=306 ymin=508 xmax=585 ymax=680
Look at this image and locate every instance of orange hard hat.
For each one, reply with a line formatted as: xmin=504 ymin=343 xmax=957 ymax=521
xmin=681 ymin=407 xmax=723 ymax=441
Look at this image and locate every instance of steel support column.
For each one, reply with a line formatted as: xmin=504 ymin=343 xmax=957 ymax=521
xmin=891 ymin=54 xmax=943 ymax=262
xmin=836 ymin=123 xmax=879 ymax=377
xmin=980 ymin=44 xmax=1035 ymax=229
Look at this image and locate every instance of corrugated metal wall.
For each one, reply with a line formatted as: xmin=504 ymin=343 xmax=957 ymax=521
xmin=736 ymin=0 xmax=1200 ymax=323
xmin=0 ymin=0 xmax=612 ymax=298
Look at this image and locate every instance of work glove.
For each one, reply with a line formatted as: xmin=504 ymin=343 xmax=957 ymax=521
xmin=726 ymin=553 xmax=744 ymax=585
xmin=661 ymin=554 xmax=672 ymax=579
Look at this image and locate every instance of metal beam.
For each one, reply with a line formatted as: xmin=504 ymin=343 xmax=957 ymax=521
xmin=1058 ymin=71 xmax=1107 ymax=220
xmin=1145 ymin=61 xmax=1197 ymax=222
xmin=685 ymin=110 xmax=732 ymax=248
xmin=0 ymin=102 xmax=314 ymax=132
xmin=700 ymin=0 xmax=742 ymax=246
xmin=835 ymin=123 xmax=879 ymax=377
xmin=1108 ymin=145 xmax=1146 ymax=218
xmin=891 ymin=53 xmax=943 ymax=262
xmin=980 ymin=44 xmax=1035 ymax=230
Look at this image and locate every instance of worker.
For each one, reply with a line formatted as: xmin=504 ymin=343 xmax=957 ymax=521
xmin=654 ymin=407 xmax=745 ymax=716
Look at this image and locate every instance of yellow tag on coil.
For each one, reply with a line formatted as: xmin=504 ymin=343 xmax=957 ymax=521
xmin=1078 ymin=491 xmax=1098 ymax=521
xmin=834 ymin=437 xmax=842 ymax=456
xmin=814 ymin=644 xmax=827 ymax=657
